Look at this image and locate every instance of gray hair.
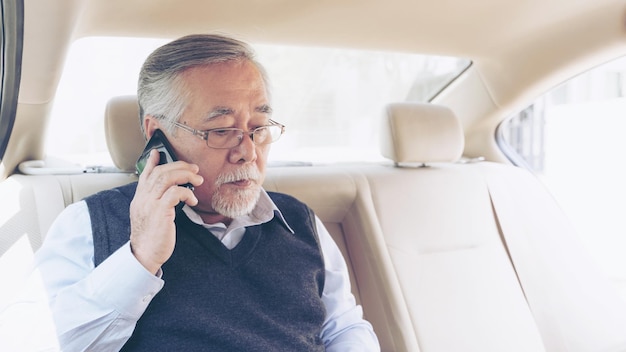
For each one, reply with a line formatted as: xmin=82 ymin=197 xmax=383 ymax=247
xmin=137 ymin=33 xmax=269 ymax=136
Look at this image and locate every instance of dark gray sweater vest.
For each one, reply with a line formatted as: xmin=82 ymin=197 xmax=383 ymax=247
xmin=84 ymin=182 xmax=326 ymax=352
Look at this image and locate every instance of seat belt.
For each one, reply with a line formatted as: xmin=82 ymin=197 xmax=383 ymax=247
xmin=478 ymin=162 xmax=626 ymax=352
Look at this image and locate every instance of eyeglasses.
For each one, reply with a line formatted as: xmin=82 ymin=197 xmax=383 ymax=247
xmin=173 ymin=119 xmax=285 ymax=149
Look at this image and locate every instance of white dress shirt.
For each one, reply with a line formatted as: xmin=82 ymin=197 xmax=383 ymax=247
xmin=17 ymin=189 xmax=379 ymax=352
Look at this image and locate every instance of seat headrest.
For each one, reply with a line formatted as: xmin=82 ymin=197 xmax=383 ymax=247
xmin=380 ymin=103 xmax=464 ymax=165
xmin=104 ymin=95 xmax=146 ymax=172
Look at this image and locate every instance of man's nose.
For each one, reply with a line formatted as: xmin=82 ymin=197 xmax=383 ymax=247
xmin=229 ymin=132 xmax=257 ymax=163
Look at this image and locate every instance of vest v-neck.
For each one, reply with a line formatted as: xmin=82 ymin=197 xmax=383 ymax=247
xmin=177 ymin=214 xmax=263 ymax=268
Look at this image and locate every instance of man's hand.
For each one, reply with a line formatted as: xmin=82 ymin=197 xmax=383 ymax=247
xmin=129 ymin=149 xmax=204 ymax=274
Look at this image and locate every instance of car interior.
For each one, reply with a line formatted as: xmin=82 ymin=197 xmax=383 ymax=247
xmin=2 ymin=0 xmax=626 ymax=351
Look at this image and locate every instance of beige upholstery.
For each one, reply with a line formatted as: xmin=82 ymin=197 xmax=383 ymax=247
xmin=361 ymin=104 xmax=545 ymax=349
xmin=2 ymin=97 xmax=626 ymax=351
xmin=380 ymin=102 xmax=464 ymax=164
xmin=104 ymin=95 xmax=145 ymax=172
xmin=369 ymin=102 xmax=626 ymax=350
xmin=356 ymin=164 xmax=546 ymax=351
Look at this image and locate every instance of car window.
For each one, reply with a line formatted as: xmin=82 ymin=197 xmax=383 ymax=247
xmin=0 ymin=0 xmax=24 ymax=163
xmin=45 ymin=36 xmax=470 ymax=166
xmin=498 ymin=55 xmax=626 ymax=299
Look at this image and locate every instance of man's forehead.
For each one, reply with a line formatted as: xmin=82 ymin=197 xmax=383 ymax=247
xmin=199 ymin=104 xmax=273 ymax=122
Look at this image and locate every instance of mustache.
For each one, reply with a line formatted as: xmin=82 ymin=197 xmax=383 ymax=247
xmin=215 ymin=166 xmax=262 ymax=186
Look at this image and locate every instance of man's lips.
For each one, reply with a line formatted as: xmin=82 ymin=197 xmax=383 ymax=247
xmin=225 ymin=179 xmax=254 ymax=187
xmin=215 ymin=166 xmax=261 ymax=189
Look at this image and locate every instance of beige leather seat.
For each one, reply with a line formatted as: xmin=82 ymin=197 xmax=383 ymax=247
xmin=3 ymin=96 xmax=626 ymax=351
xmin=360 ymin=102 xmax=626 ymax=351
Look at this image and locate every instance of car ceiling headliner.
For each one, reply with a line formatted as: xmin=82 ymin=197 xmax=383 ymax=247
xmin=19 ymin=0 xmax=626 ymax=108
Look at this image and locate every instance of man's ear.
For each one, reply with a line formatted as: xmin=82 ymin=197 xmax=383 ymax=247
xmin=143 ymin=115 xmax=161 ymax=139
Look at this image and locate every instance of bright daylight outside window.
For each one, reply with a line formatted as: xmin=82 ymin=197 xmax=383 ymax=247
xmin=45 ymin=37 xmax=469 ymax=167
xmin=499 ymin=55 xmax=626 ymax=300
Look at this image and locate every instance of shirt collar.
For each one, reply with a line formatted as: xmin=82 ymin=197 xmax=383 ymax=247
xmin=182 ymin=189 xmax=294 ymax=234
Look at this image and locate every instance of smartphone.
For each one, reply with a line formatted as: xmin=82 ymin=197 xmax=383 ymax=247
xmin=136 ymin=129 xmax=194 ymax=212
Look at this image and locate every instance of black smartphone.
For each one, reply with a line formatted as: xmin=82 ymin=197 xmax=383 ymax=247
xmin=136 ymin=129 xmax=194 ymax=212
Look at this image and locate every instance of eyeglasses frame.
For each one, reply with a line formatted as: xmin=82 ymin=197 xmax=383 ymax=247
xmin=172 ymin=119 xmax=285 ymax=149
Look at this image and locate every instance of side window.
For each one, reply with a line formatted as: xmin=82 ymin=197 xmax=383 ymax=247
xmin=498 ymin=56 xmax=626 ymax=300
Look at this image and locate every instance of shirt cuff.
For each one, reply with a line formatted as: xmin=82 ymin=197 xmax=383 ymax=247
xmin=86 ymin=242 xmax=164 ymax=319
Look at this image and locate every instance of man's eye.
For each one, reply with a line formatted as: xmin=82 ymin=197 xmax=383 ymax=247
xmin=212 ymin=129 xmax=231 ymax=136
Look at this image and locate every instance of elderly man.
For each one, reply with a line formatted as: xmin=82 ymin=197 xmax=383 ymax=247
xmin=34 ymin=34 xmax=379 ymax=351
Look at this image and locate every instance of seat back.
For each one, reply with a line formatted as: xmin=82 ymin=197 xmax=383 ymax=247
xmin=358 ymin=103 xmax=545 ymax=351
xmin=362 ymin=101 xmax=626 ymax=351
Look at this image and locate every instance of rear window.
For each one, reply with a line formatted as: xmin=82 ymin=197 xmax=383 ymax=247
xmin=45 ymin=37 xmax=470 ymax=166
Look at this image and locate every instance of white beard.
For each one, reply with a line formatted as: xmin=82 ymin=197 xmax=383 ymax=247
xmin=211 ymin=165 xmax=262 ymax=219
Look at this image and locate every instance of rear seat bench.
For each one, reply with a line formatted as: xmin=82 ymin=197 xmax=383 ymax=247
xmin=2 ymin=97 xmax=626 ymax=351
xmin=351 ymin=102 xmax=626 ymax=351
